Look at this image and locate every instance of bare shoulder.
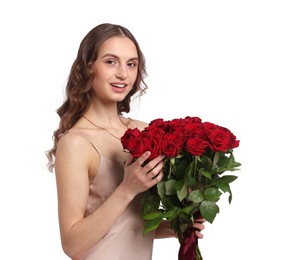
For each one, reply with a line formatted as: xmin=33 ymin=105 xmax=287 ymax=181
xmin=57 ymin=129 xmax=88 ymax=152
xmin=127 ymin=118 xmax=149 ymax=130
xmin=56 ymin=129 xmax=98 ymax=165
xmin=55 ymin=129 xmax=101 ymax=185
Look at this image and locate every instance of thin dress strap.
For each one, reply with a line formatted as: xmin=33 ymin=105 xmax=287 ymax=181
xmin=77 ymin=130 xmax=102 ymax=157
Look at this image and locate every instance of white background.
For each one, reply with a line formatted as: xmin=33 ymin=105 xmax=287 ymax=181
xmin=1 ymin=0 xmax=289 ymax=259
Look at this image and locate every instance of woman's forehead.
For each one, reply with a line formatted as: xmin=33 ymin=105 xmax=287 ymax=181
xmin=98 ymin=36 xmax=138 ymax=59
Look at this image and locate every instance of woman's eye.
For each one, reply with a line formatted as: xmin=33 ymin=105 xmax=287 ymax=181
xmin=106 ymin=59 xmax=116 ymax=65
xmin=127 ymin=62 xmax=137 ymax=68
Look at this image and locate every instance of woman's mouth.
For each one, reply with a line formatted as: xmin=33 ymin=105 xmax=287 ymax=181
xmin=111 ymin=83 xmax=127 ymax=93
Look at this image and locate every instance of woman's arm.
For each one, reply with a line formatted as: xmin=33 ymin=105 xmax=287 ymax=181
xmin=55 ymin=132 xmax=164 ymax=260
xmin=155 ymin=220 xmax=177 ymax=239
xmin=154 ymin=219 xmax=205 ymax=239
xmin=55 ymin=132 xmax=132 ymax=259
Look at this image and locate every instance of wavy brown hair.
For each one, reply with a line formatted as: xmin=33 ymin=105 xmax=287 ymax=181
xmin=46 ymin=23 xmax=148 ymax=172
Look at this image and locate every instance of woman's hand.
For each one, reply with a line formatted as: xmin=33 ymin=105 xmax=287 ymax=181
xmin=122 ymin=151 xmax=165 ymax=197
xmin=193 ymin=216 xmax=206 ymax=239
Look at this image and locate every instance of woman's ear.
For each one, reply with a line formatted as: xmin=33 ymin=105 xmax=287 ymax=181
xmin=88 ymin=61 xmax=94 ymax=74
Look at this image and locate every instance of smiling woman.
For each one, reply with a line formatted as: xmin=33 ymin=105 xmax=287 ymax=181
xmin=88 ymin=36 xmax=139 ymax=98
xmin=45 ymin=23 xmax=205 ymax=260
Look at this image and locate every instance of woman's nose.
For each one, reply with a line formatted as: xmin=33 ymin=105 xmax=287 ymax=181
xmin=115 ymin=65 xmax=128 ymax=79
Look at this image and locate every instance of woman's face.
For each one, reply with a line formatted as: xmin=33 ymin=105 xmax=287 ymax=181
xmin=89 ymin=36 xmax=139 ymax=103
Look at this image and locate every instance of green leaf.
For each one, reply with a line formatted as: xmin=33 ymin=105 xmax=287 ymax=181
xmin=162 ymin=195 xmax=183 ymax=208
xmin=188 ymin=190 xmax=204 ymax=203
xmin=181 ymin=204 xmax=196 ymax=215
xmin=174 ymin=157 xmax=190 ymax=179
xmin=141 ymin=190 xmax=160 ymax=216
xmin=199 ymin=155 xmax=213 ymax=168
xmin=213 ymin=152 xmax=220 ymax=166
xmin=200 ymin=200 xmax=219 ymax=223
xmin=142 ymin=200 xmax=151 ymax=216
xmin=185 ymin=163 xmax=197 ymax=186
xmin=177 ymin=184 xmax=188 ymax=201
xmin=215 ymin=182 xmax=230 ymax=193
xmin=218 ymin=175 xmax=238 ymax=184
xmin=178 ymin=212 xmax=192 ymax=224
xmin=174 ymin=180 xmax=184 ymax=190
xmin=157 ymin=181 xmax=166 ymax=198
xmin=143 ymin=218 xmax=163 ymax=234
xmin=204 ymin=187 xmax=222 ymax=201
xmin=143 ymin=211 xmax=163 ymax=220
xmin=216 ymin=152 xmax=241 ymax=173
xmin=228 ymin=188 xmax=233 ymax=204
xmin=170 ymin=157 xmax=176 ymax=165
xmin=162 ymin=208 xmax=178 ymax=219
xmin=176 ymin=153 xmax=184 ymax=159
xmin=228 ymin=153 xmax=236 ymax=167
xmin=165 ymin=179 xmax=177 ymax=195
xmin=232 ymin=161 xmax=242 ymax=167
xmin=199 ymin=169 xmax=212 ymax=179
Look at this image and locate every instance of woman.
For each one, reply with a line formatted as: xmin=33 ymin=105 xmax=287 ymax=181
xmin=46 ymin=23 xmax=205 ymax=260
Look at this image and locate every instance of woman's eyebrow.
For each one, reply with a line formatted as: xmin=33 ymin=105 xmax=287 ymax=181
xmin=101 ymin=53 xmax=139 ymax=61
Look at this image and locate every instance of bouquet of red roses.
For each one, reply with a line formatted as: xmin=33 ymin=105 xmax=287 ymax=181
xmin=121 ymin=116 xmax=241 ymax=260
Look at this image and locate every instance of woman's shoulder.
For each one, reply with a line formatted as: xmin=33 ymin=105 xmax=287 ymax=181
xmin=127 ymin=117 xmax=148 ymax=130
xmin=57 ymin=129 xmax=93 ymax=153
xmin=56 ymin=128 xmax=100 ymax=169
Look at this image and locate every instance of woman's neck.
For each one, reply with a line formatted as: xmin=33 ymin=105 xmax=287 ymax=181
xmin=84 ymin=105 xmax=124 ymax=128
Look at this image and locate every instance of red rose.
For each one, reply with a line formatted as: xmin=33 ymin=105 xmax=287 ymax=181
xmin=120 ymin=127 xmax=141 ymax=150
xmin=144 ymin=125 xmax=165 ymax=139
xmin=203 ymin=122 xmax=219 ymax=132
xmin=148 ymin=118 xmax=169 ymax=132
xmin=219 ymin=126 xmax=240 ymax=149
xmin=143 ymin=136 xmax=162 ymax=160
xmin=184 ymin=116 xmax=202 ymax=124
xmin=161 ymin=133 xmax=183 ymax=158
xmin=185 ymin=137 xmax=208 ymax=156
xmin=148 ymin=118 xmax=164 ymax=127
xmin=183 ymin=122 xmax=206 ymax=139
xmin=168 ymin=118 xmax=185 ymax=133
xmin=126 ymin=135 xmax=146 ymax=158
xmin=230 ymin=134 xmax=240 ymax=149
xmin=120 ymin=116 xmax=241 ymax=260
xmin=140 ymin=130 xmax=162 ymax=159
xmin=207 ymin=128 xmax=231 ymax=152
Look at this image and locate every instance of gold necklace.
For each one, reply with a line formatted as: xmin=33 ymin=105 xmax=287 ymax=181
xmin=82 ymin=115 xmax=128 ymax=140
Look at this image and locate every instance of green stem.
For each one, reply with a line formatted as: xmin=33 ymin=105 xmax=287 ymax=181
xmin=196 ymin=245 xmax=203 ymax=260
xmin=193 ymin=156 xmax=198 ymax=189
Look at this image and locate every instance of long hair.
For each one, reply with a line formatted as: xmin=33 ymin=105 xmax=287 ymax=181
xmin=46 ymin=23 xmax=148 ymax=172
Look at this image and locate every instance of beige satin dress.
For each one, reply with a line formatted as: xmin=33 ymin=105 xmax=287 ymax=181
xmin=80 ymin=139 xmax=155 ymax=260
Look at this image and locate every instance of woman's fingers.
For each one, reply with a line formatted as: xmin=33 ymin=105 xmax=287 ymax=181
xmin=193 ymin=221 xmax=205 ymax=230
xmin=195 ymin=230 xmax=204 ymax=239
xmin=193 ymin=218 xmax=205 ymax=239
xmin=124 ymin=154 xmax=134 ymax=166
xmin=129 ymin=152 xmax=165 ymax=177
xmin=134 ymin=151 xmax=152 ymax=167
xmin=123 ymin=152 xmax=165 ymax=192
xmin=147 ymin=161 xmax=164 ymax=179
xmin=143 ymin=154 xmax=165 ymax=169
